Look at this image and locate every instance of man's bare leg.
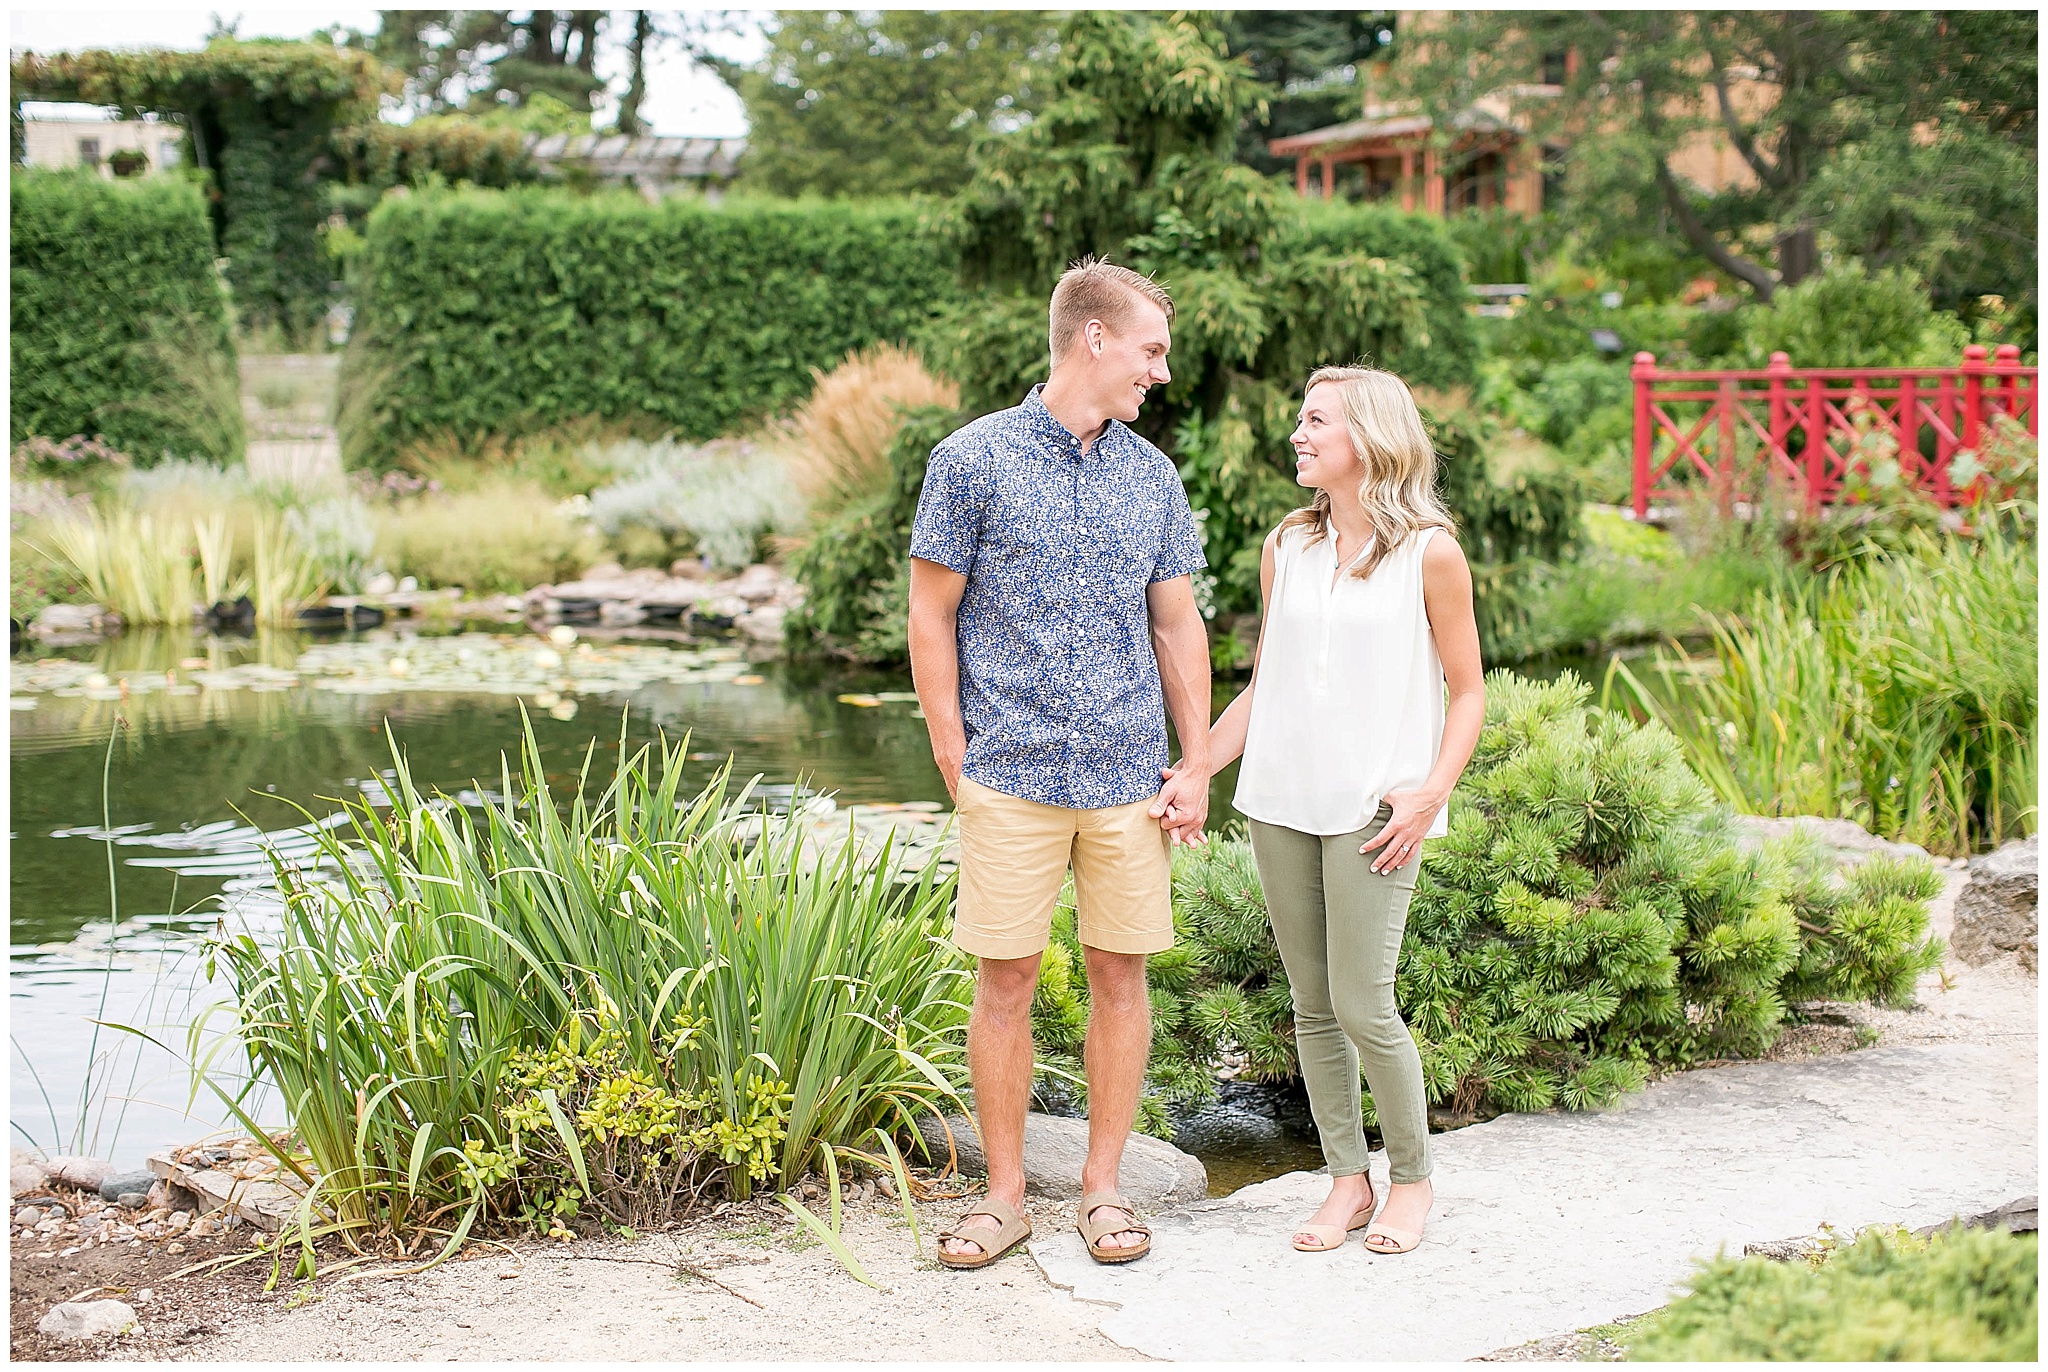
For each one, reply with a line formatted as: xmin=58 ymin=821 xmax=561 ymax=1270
xmin=1080 ymin=945 xmax=1151 ymax=1250
xmin=939 ymin=952 xmax=1042 ymax=1260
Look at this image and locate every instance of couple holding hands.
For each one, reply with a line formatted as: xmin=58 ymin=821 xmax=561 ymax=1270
xmin=908 ymin=258 xmax=1484 ymax=1268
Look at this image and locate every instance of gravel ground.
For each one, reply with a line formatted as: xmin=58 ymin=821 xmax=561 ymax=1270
xmin=13 ymin=1188 xmax=1149 ymax=1363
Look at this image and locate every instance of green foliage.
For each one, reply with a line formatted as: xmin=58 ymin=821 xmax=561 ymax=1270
xmin=911 ymin=12 xmax=1483 ymax=621
xmin=341 ymin=187 xmax=960 ymax=469
xmin=1222 ymin=12 xmax=1393 ymax=178
xmin=1424 ymin=402 xmax=1583 ymax=659
xmin=1628 ymin=1224 xmax=2038 ymax=1361
xmin=717 ymin=11 xmax=1055 ymax=198
xmin=1736 ymin=262 xmax=1972 ymax=369
xmin=208 ymin=721 xmax=971 ymax=1251
xmin=1034 ymin=672 xmax=1946 ymax=1124
xmin=1496 ymin=508 xmax=1785 ymax=660
xmin=332 ymin=115 xmax=540 ymax=191
xmin=13 ymin=40 xmax=393 ymax=341
xmin=10 ymin=172 xmax=242 ymax=463
xmin=1393 ymin=12 xmax=2038 ymax=336
xmin=1613 ymin=515 xmax=2039 ymax=856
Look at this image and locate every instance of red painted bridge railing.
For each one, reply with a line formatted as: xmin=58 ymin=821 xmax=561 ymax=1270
xmin=1630 ymin=343 xmax=2037 ymax=519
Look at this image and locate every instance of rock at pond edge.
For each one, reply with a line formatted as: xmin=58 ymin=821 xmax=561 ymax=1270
xmin=914 ymin=1112 xmax=1207 ymax=1209
xmin=38 ymin=1299 xmax=137 ymax=1341
xmin=1952 ymin=835 xmax=2039 ymax=973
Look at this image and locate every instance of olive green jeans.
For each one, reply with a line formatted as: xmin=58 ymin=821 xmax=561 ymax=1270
xmin=1248 ymin=807 xmax=1433 ymax=1184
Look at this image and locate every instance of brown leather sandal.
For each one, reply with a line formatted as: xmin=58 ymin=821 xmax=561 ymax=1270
xmin=935 ymin=1197 xmax=1031 ymax=1269
xmin=1078 ymin=1191 xmax=1152 ymax=1264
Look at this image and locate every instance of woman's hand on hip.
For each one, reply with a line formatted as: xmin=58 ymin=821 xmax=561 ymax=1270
xmin=1359 ymin=789 xmax=1442 ymax=873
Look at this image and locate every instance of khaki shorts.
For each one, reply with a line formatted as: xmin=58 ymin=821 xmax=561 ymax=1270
xmin=951 ymin=776 xmax=1174 ymax=960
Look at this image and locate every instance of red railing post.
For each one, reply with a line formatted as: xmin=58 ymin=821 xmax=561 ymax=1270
xmin=1716 ymin=377 xmax=1737 ymax=515
xmin=1767 ymin=350 xmax=1793 ymax=489
xmin=1804 ymin=374 xmax=1827 ymax=515
xmin=1899 ymin=375 xmax=1920 ymax=488
xmin=1961 ymin=343 xmax=1988 ymax=451
xmin=1995 ymin=343 xmax=2022 ymax=424
xmin=1631 ymin=351 xmax=1656 ymax=519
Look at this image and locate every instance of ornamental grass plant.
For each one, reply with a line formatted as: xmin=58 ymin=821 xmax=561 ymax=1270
xmin=1612 ymin=512 xmax=2037 ymax=856
xmin=202 ymin=720 xmax=969 ymax=1261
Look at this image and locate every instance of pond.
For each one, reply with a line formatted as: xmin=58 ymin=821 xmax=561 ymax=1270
xmin=10 ymin=621 xmax=1331 ymax=1193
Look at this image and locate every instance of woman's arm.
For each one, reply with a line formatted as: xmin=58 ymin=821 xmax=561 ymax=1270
xmin=1201 ymin=528 xmax=1281 ymax=776
xmin=1359 ymin=531 xmax=1486 ymax=873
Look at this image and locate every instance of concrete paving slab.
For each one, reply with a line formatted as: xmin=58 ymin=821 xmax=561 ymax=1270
xmin=1029 ymin=1040 xmax=2038 ymax=1362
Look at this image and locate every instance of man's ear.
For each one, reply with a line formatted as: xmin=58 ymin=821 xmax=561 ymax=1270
xmin=1084 ymin=318 xmax=1107 ymax=358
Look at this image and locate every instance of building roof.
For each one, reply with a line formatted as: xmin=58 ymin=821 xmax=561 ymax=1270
xmin=524 ymin=134 xmax=745 ymax=181
xmin=1268 ymin=104 xmax=1524 ymax=157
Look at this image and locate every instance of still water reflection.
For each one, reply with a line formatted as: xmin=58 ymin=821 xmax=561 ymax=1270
xmin=10 ymin=624 xmax=1254 ymax=1170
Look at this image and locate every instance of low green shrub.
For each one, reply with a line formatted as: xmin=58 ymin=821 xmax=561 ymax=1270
xmin=341 ymin=188 xmax=960 ymax=469
xmin=1035 ymin=672 xmax=1945 ymax=1131
xmin=1627 ymin=1224 xmax=2037 ymax=1361
xmin=210 ymin=724 xmax=970 ymax=1254
xmin=1735 ymin=262 xmax=1973 ymax=369
xmin=11 ymin=171 xmax=242 ymax=463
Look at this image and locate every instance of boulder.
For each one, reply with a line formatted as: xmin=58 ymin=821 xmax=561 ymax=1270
xmin=914 ymin=1112 xmax=1207 ymax=1209
xmin=100 ymin=1169 xmax=157 ymax=1204
xmin=1951 ymin=836 xmax=2038 ymax=973
xmin=736 ymin=605 xmax=786 ymax=643
xmin=732 ymin=564 xmax=783 ymax=603
xmin=44 ymin=1155 xmax=113 ymax=1192
xmin=38 ymin=1300 xmax=136 ymax=1341
xmin=1728 ymin=815 xmax=1932 ymax=866
xmin=11 ymin=1152 xmax=47 ymax=1198
xmin=30 ymin=603 xmax=119 ymax=636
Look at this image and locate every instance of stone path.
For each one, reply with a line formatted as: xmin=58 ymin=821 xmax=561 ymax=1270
xmin=240 ymin=354 xmax=341 ymax=492
xmin=1030 ymin=950 xmax=2037 ymax=1362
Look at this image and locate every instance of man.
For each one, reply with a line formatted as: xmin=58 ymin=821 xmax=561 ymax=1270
xmin=908 ymin=256 xmax=1213 ymax=1268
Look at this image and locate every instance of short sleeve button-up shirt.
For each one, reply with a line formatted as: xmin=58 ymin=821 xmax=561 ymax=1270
xmin=909 ymin=385 xmax=1208 ymax=810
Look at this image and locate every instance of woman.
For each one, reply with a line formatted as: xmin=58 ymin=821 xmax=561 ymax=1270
xmin=1202 ymin=366 xmax=1484 ymax=1255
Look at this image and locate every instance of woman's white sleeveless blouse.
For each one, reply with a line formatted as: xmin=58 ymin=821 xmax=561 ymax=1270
xmin=1233 ymin=524 xmax=1449 ymax=838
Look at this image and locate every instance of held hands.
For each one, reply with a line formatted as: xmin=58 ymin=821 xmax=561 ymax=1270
xmin=1359 ymin=788 xmax=1444 ymax=873
xmin=1148 ymin=761 xmax=1209 ymax=847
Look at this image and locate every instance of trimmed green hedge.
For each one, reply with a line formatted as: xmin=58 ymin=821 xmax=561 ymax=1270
xmin=342 ymin=189 xmax=961 ymax=468
xmin=10 ymin=170 xmax=241 ymax=463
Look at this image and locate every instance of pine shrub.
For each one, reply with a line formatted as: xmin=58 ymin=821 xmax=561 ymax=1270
xmin=1627 ymin=1224 xmax=2037 ymax=1361
xmin=1032 ymin=671 xmax=1947 ymax=1130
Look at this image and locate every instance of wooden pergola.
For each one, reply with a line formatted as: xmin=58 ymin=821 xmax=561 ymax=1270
xmin=1269 ymin=106 xmax=1543 ymax=217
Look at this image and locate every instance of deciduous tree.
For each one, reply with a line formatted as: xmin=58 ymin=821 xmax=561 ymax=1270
xmin=708 ymin=11 xmax=1055 ymax=198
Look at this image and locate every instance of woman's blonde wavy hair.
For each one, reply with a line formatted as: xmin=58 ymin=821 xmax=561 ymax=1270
xmin=1277 ymin=366 xmax=1455 ymax=581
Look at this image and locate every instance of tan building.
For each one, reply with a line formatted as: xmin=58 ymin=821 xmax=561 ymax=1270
xmin=1272 ymin=13 xmax=1769 ymax=216
xmin=20 ymin=110 xmax=185 ymax=177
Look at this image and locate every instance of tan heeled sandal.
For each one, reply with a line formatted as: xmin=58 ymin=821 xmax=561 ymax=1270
xmin=1362 ymin=1179 xmax=1431 ymax=1254
xmin=1291 ymin=1175 xmax=1377 ymax=1253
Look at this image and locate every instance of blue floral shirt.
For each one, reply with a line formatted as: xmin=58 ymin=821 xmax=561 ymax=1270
xmin=910 ymin=385 xmax=1208 ymax=810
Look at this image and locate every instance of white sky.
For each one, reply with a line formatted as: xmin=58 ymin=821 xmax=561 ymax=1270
xmin=7 ymin=8 xmax=763 ymax=137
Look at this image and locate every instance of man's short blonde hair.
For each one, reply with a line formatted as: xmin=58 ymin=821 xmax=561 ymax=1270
xmin=1048 ymin=256 xmax=1174 ymax=367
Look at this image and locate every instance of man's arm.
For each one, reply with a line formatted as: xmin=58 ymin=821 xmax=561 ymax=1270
xmin=908 ymin=556 xmax=970 ymax=801
xmin=1146 ymin=574 xmax=1211 ymax=845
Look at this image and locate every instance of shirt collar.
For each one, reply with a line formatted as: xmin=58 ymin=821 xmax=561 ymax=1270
xmin=1023 ymin=384 xmax=1120 ymax=459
